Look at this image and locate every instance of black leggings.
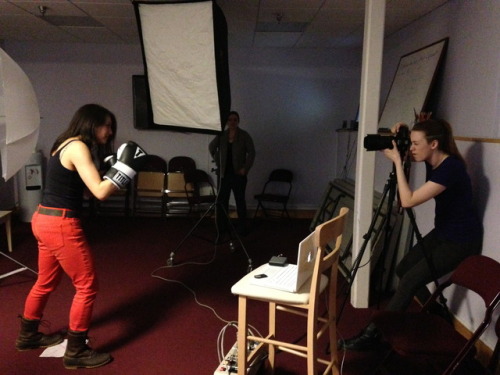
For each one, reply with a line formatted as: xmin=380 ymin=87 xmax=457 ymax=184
xmin=216 ymin=174 xmax=248 ymax=231
xmin=385 ymin=229 xmax=482 ymax=311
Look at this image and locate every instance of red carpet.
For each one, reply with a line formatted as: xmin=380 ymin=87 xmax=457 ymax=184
xmin=0 ymin=215 xmax=488 ymax=375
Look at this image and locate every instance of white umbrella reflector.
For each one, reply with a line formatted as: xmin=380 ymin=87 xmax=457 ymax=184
xmin=0 ymin=48 xmax=40 ymax=181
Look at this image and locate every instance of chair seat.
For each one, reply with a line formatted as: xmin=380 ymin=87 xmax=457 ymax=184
xmin=254 ymin=193 xmax=289 ymax=203
xmin=373 ymin=311 xmax=469 ymax=357
xmin=231 ymin=264 xmax=328 ymax=305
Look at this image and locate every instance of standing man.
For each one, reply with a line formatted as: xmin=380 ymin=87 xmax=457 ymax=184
xmin=209 ymin=111 xmax=255 ymax=237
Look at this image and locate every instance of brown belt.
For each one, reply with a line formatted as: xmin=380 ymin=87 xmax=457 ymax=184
xmin=37 ymin=206 xmax=80 ymax=218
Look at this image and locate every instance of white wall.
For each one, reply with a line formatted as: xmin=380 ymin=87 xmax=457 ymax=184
xmin=2 ymin=42 xmax=361 ymax=212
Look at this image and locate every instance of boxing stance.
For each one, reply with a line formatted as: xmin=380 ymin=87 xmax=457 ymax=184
xmin=16 ymin=104 xmax=147 ymax=369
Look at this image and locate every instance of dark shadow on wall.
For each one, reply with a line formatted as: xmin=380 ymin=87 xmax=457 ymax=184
xmin=464 ymin=142 xmax=489 ymax=223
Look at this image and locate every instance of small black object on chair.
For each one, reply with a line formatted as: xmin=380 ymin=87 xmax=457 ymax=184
xmin=254 ymin=169 xmax=293 ymax=219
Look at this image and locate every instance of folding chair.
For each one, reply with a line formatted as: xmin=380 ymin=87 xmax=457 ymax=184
xmin=254 ymin=169 xmax=293 ymax=219
xmin=372 ymin=255 xmax=500 ymax=375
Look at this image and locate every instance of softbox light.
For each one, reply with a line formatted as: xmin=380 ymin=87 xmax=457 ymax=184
xmin=133 ymin=0 xmax=230 ymax=134
xmin=0 ymin=48 xmax=40 ymax=183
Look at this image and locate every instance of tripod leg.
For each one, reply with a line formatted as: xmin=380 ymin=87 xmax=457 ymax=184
xmin=218 ymin=204 xmax=253 ymax=272
xmin=338 ymin=172 xmax=395 ymax=323
xmin=0 ymin=251 xmax=37 ymax=279
xmin=167 ymin=201 xmax=217 ymax=266
xmin=166 ymin=201 xmax=253 ymax=272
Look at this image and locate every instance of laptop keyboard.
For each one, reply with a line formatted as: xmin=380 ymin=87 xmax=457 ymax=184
xmin=273 ymin=265 xmax=297 ymax=288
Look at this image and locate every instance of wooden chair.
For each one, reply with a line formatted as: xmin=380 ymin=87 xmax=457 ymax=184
xmin=254 ymin=169 xmax=293 ymax=219
xmin=132 ymin=155 xmax=167 ymax=217
xmin=165 ymin=156 xmax=196 ymax=216
xmin=231 ymin=207 xmax=349 ymax=375
xmin=132 ymin=171 xmax=167 ymax=217
xmin=372 ymin=255 xmax=500 ymax=375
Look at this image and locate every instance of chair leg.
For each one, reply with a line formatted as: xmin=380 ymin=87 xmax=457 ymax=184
xmin=306 ymin=310 xmax=318 ymax=375
xmin=328 ymin=316 xmax=339 ymax=375
xmin=237 ymin=296 xmax=249 ymax=375
xmin=253 ymin=202 xmax=262 ymax=219
xmin=268 ymin=302 xmax=277 ymax=372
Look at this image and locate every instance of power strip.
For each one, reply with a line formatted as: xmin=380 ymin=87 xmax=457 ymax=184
xmin=214 ymin=341 xmax=266 ymax=375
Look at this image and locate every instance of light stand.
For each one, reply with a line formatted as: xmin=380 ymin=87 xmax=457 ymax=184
xmin=0 ymin=163 xmax=38 ymax=280
xmin=166 ymin=134 xmax=253 ymax=273
xmin=337 ymin=167 xmax=399 ymax=320
xmin=0 ymin=250 xmax=37 ymax=280
xmin=166 ymin=198 xmax=252 ymax=272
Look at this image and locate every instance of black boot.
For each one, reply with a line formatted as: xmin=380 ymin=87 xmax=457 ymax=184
xmin=15 ymin=316 xmax=64 ymax=351
xmin=338 ymin=323 xmax=381 ymax=351
xmin=63 ymin=330 xmax=112 ymax=369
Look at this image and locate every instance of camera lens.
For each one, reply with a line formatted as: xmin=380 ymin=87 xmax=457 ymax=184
xmin=363 ymin=134 xmax=394 ymax=151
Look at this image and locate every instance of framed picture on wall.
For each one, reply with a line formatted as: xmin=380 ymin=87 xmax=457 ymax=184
xmin=379 ymin=38 xmax=449 ymax=127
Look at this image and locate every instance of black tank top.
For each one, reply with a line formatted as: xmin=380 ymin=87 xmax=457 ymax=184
xmin=41 ymin=140 xmax=85 ymax=212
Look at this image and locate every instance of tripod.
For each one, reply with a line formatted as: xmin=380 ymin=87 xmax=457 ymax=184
xmin=0 ymin=176 xmax=37 ymax=280
xmin=1 ymin=250 xmax=38 ymax=280
xmin=167 ymin=197 xmax=253 ymax=272
xmin=338 ymin=164 xmax=449 ymax=323
xmin=166 ymin=167 xmax=253 ymax=272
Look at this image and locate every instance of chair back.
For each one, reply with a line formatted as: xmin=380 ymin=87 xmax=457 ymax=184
xmin=183 ymin=169 xmax=216 ymax=203
xmin=168 ymin=156 xmax=196 ymax=173
xmin=140 ymin=155 xmax=167 ymax=172
xmin=448 ymin=255 xmax=500 ymax=307
xmin=269 ymin=169 xmax=293 ymax=183
xmin=259 ymin=169 xmax=293 ymax=198
xmin=136 ymin=171 xmax=166 ymax=197
xmin=312 ymin=207 xmax=348 ymax=284
xmin=314 ymin=206 xmax=349 ymax=274
xmin=133 ymin=171 xmax=167 ymax=216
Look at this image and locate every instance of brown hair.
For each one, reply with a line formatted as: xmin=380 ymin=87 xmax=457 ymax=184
xmin=412 ymin=119 xmax=464 ymax=163
xmin=51 ymin=104 xmax=116 ymax=159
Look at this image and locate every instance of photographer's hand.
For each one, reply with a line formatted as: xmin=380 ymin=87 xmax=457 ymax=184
xmin=382 ymin=140 xmax=402 ymax=164
xmin=391 ymin=122 xmax=408 ymax=134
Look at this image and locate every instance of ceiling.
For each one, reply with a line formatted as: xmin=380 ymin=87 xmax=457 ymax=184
xmin=0 ymin=0 xmax=449 ymax=48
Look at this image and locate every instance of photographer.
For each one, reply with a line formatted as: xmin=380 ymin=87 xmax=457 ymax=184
xmin=340 ymin=119 xmax=483 ymax=351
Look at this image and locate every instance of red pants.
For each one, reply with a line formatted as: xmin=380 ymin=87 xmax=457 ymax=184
xmin=23 ymin=208 xmax=98 ymax=332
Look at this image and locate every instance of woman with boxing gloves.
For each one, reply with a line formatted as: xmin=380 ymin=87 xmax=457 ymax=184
xmin=16 ymin=103 xmax=147 ymax=369
xmin=340 ymin=119 xmax=482 ymax=351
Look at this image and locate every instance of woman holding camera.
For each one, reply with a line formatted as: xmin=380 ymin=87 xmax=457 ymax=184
xmin=340 ymin=119 xmax=482 ymax=351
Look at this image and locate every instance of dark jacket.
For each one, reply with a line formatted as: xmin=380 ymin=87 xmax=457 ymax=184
xmin=209 ymin=128 xmax=255 ymax=176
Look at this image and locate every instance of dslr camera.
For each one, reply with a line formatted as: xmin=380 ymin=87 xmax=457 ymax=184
xmin=363 ymin=126 xmax=410 ymax=155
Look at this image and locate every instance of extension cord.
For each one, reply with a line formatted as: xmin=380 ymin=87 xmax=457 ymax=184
xmin=214 ymin=341 xmax=266 ymax=375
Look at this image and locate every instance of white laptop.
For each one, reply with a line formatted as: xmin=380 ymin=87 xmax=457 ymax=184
xmin=250 ymin=232 xmax=316 ymax=292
